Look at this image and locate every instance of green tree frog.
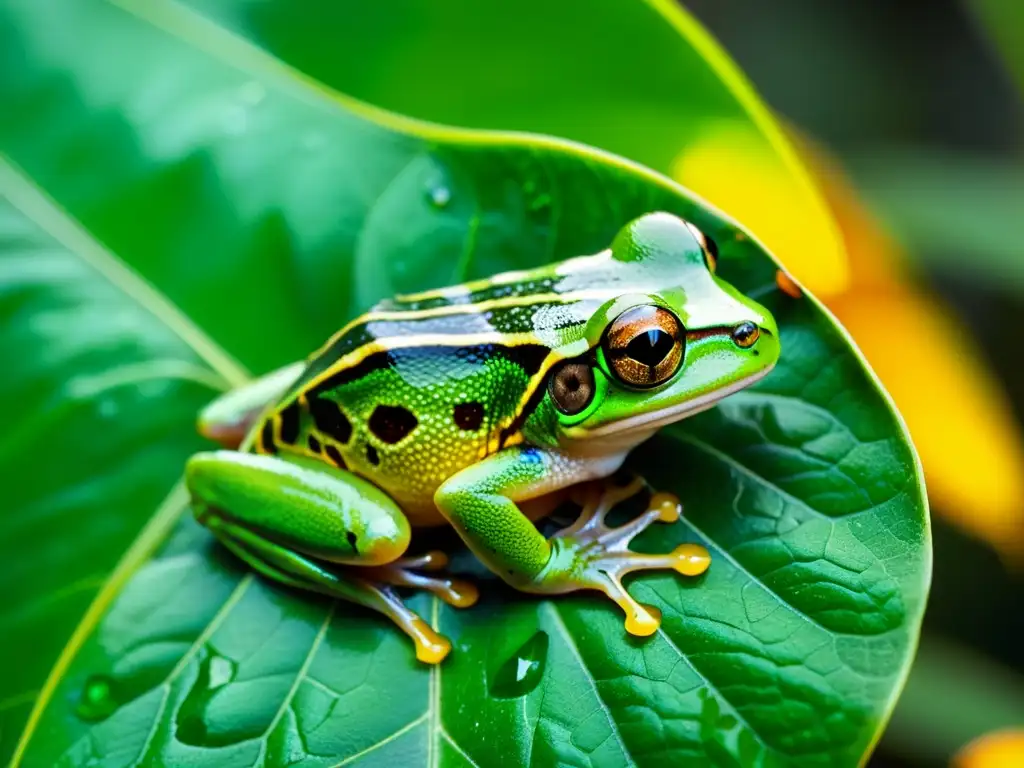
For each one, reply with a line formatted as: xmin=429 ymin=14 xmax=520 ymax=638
xmin=187 ymin=212 xmax=780 ymax=663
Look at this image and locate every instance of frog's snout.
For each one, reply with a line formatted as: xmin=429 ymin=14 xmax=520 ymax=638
xmin=743 ymin=321 xmax=781 ymax=369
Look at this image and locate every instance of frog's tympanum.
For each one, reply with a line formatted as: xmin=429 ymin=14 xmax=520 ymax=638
xmin=187 ymin=212 xmax=780 ymax=663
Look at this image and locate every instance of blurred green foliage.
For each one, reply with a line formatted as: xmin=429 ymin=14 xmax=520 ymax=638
xmin=852 ymin=151 xmax=1024 ymax=291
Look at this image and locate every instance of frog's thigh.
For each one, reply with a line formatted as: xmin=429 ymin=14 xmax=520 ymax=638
xmin=434 ymin=446 xmax=624 ymax=585
xmin=198 ymin=361 xmax=305 ymax=448
xmin=186 ymin=450 xmax=411 ymax=566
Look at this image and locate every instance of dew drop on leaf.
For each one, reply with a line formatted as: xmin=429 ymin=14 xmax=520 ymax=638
xmin=207 ymin=654 xmax=235 ymax=690
xmin=527 ymin=190 xmax=551 ymax=213
xmin=427 ymin=183 xmax=452 ymax=209
xmin=489 ymin=630 xmax=549 ymax=699
xmin=175 ymin=650 xmax=255 ymax=747
xmin=75 ymin=674 xmax=119 ymax=722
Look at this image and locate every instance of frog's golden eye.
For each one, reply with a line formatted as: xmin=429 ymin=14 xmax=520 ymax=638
xmin=549 ymin=360 xmax=596 ymax=415
xmin=732 ymin=322 xmax=760 ymax=348
xmin=603 ymin=306 xmax=684 ymax=388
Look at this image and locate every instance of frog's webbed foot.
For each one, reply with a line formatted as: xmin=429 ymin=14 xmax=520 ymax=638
xmin=363 ymin=550 xmax=479 ymax=609
xmin=530 ymin=476 xmax=711 ymax=637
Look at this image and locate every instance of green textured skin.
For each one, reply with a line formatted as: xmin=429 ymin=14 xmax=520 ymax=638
xmin=187 ymin=451 xmax=410 ymax=565
xmin=299 ymin=349 xmax=538 ymax=519
xmin=434 ymin=447 xmax=555 ymax=581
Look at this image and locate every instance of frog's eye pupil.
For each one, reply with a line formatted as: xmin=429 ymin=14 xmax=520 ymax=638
xmin=604 ymin=306 xmax=685 ymax=388
xmin=626 ymin=329 xmax=674 ymax=367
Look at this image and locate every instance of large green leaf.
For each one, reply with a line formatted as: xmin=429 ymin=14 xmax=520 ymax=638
xmin=1 ymin=0 xmax=928 ymax=765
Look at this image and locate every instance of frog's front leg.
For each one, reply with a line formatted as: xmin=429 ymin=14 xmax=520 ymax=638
xmin=187 ymin=451 xmax=476 ymax=663
xmin=435 ymin=447 xmax=710 ymax=636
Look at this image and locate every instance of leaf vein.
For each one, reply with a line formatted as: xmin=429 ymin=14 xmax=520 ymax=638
xmin=327 ymin=714 xmax=428 ymax=768
xmin=545 ymin=603 xmax=636 ymax=767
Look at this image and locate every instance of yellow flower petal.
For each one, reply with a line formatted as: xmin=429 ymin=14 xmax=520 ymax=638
xmin=671 ymin=121 xmax=849 ymax=296
xmin=829 ymin=286 xmax=1024 ymax=560
xmin=795 ymin=132 xmax=903 ymax=290
xmin=955 ymin=729 xmax=1024 ymax=768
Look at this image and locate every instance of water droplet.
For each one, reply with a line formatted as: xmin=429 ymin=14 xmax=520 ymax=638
xmin=490 ymin=631 xmax=548 ymax=699
xmin=76 ymin=675 xmax=119 ymax=722
xmin=427 ymin=183 xmax=451 ymax=209
xmin=527 ymin=191 xmax=551 ymax=213
xmin=176 ymin=651 xmax=255 ymax=747
xmin=207 ymin=654 xmax=235 ymax=689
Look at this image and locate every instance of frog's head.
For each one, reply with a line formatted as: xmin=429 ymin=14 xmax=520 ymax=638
xmin=550 ymin=212 xmax=780 ymax=450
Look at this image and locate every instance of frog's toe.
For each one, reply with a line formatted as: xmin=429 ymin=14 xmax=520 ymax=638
xmin=582 ymin=541 xmax=711 ymax=636
xmin=547 ymin=482 xmax=711 ymax=635
xmin=596 ymin=573 xmax=664 ymax=636
xmin=407 ymin=617 xmax=452 ymax=664
xmin=365 ymin=551 xmax=479 ymax=609
xmin=364 ymin=583 xmax=453 ymax=664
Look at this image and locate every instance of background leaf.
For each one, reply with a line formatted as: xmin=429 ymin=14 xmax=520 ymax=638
xmin=184 ymin=0 xmax=848 ymax=295
xmin=1 ymin=0 xmax=928 ymax=765
xmin=851 ymin=150 xmax=1024 ymax=292
xmin=883 ymin=635 xmax=1024 ymax=765
xmin=968 ymin=0 xmax=1024 ymax=101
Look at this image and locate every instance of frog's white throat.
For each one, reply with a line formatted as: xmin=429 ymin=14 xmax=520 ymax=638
xmin=582 ymin=366 xmax=775 ymax=444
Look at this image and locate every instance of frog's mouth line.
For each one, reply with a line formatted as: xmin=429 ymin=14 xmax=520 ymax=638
xmin=581 ymin=365 xmax=776 ymax=438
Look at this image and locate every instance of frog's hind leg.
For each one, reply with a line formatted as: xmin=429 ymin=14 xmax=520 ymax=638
xmin=198 ymin=361 xmax=305 ymax=448
xmin=201 ymin=513 xmax=453 ymax=663
xmin=187 ymin=450 xmax=472 ymax=663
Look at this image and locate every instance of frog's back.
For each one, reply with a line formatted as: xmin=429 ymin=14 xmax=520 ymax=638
xmin=253 ymin=253 xmax=647 ymax=523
